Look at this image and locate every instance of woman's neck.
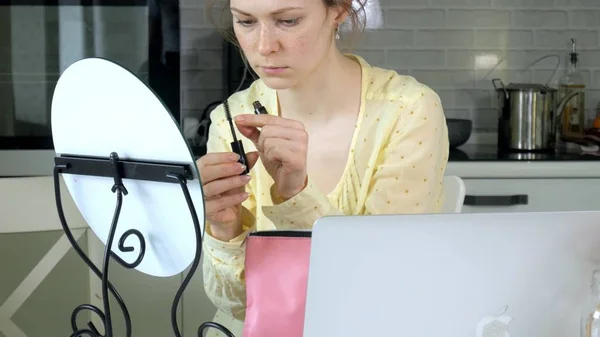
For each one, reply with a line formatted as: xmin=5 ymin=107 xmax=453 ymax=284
xmin=276 ymin=50 xmax=361 ymax=121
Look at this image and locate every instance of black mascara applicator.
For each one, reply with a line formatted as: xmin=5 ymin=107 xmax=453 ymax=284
xmin=223 ymin=100 xmax=250 ymax=175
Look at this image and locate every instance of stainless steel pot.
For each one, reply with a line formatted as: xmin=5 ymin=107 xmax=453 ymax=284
xmin=493 ymin=79 xmax=581 ymax=152
xmin=493 ymin=79 xmax=556 ymax=151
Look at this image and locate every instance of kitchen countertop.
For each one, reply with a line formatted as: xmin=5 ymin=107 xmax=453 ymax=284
xmin=447 ymin=145 xmax=600 ymax=178
xmin=450 ymin=144 xmax=600 ymax=162
xmin=4 ymin=145 xmax=600 ymax=179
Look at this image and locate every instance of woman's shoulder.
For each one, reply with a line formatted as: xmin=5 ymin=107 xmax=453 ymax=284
xmin=362 ymin=62 xmax=440 ymax=105
xmin=350 ymin=54 xmax=440 ymax=107
xmin=355 ymin=56 xmax=445 ymax=129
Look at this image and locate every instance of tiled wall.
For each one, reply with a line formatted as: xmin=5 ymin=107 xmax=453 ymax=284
xmin=181 ymin=0 xmax=600 ymax=143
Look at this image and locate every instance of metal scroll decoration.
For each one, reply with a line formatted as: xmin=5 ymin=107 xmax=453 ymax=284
xmin=53 ymin=152 xmax=235 ymax=337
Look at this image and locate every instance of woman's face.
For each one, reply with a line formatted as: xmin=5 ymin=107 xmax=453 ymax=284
xmin=230 ymin=0 xmax=345 ymax=90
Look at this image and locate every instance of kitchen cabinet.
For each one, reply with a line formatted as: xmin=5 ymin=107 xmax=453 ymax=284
xmin=0 ymin=176 xmax=91 ymax=337
xmin=461 ymin=178 xmax=600 ymax=214
xmin=0 ymin=176 xmax=87 ymax=234
xmin=445 ymin=159 xmax=600 ymax=214
xmin=0 ymin=230 xmax=90 ymax=337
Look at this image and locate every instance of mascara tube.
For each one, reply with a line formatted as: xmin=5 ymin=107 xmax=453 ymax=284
xmin=253 ymin=101 xmax=268 ymax=115
xmin=231 ymin=139 xmax=249 ymax=174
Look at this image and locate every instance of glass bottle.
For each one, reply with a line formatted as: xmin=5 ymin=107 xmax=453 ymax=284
xmin=559 ymin=38 xmax=586 ymax=139
xmin=581 ymin=270 xmax=600 ymax=337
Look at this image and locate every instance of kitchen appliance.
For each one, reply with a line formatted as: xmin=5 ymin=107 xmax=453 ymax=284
xmin=0 ymin=1 xmax=181 ymax=176
xmin=493 ymin=79 xmax=581 ymax=152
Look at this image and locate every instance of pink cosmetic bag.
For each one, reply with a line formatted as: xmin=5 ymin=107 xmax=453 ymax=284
xmin=243 ymin=230 xmax=312 ymax=337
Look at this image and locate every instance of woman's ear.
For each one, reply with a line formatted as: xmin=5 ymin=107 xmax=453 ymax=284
xmin=329 ymin=2 xmax=350 ymax=26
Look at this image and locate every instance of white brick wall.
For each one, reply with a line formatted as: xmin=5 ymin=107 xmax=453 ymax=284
xmin=181 ymin=0 xmax=600 ymax=139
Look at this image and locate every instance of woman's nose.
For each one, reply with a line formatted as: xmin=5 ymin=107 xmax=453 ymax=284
xmin=257 ymin=25 xmax=279 ymax=56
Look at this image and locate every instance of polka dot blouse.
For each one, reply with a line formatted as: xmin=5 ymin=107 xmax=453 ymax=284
xmin=201 ymin=54 xmax=450 ymax=328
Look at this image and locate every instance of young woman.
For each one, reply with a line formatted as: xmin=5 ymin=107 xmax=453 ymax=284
xmin=196 ymin=0 xmax=449 ymax=334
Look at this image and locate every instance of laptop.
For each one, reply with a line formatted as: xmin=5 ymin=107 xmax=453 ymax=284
xmin=303 ymin=211 xmax=600 ymax=337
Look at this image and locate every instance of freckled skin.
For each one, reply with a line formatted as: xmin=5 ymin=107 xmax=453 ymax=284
xmin=230 ymin=0 xmax=343 ymax=90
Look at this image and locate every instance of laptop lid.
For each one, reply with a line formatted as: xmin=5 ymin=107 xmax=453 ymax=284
xmin=303 ymin=211 xmax=600 ymax=337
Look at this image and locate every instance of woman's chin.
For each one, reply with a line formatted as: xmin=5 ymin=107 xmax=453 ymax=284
xmin=260 ymin=76 xmax=298 ymax=90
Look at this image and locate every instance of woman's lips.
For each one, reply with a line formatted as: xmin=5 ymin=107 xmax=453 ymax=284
xmin=261 ymin=66 xmax=287 ymax=75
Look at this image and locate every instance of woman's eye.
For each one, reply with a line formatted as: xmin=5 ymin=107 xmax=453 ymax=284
xmin=235 ymin=20 xmax=255 ymax=27
xmin=279 ymin=19 xmax=299 ymax=26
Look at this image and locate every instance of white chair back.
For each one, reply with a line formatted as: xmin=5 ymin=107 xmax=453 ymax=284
xmin=441 ymin=175 xmax=466 ymax=213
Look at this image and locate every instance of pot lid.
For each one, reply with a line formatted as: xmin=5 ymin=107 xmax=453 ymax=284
xmin=504 ymin=83 xmax=557 ymax=92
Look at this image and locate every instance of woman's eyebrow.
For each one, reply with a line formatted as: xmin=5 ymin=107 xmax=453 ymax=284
xmin=230 ymin=6 xmax=303 ymax=16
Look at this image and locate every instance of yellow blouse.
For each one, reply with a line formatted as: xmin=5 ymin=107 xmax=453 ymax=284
xmin=201 ymin=54 xmax=449 ymax=328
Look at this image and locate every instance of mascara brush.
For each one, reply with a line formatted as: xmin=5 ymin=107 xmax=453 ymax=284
xmin=223 ymin=99 xmax=250 ymax=175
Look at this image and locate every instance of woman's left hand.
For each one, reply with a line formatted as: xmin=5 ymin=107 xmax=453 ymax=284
xmin=234 ymin=114 xmax=308 ymax=200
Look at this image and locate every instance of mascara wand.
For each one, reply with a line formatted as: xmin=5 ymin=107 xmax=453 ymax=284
xmin=224 ymin=101 xmax=240 ymax=143
xmin=223 ymin=100 xmax=250 ymax=175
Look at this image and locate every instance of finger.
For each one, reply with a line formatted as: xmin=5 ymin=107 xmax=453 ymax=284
xmin=234 ymin=114 xmax=304 ymax=130
xmin=196 ymin=152 xmax=240 ymax=167
xmin=235 ymin=122 xmax=261 ymax=145
xmin=258 ymin=125 xmax=308 ymax=152
xmin=211 ymin=152 xmax=259 ymax=197
xmin=263 ymin=138 xmax=306 ymax=166
xmin=245 ymin=151 xmax=260 ymax=170
xmin=206 ymin=192 xmax=249 ymax=213
xmin=207 ymin=184 xmax=245 ymax=200
xmin=203 ymin=174 xmax=251 ymax=198
xmin=263 ymin=137 xmax=306 ymax=154
xmin=212 ymin=152 xmax=259 ymax=197
xmin=265 ymin=145 xmax=296 ymax=166
xmin=200 ymin=162 xmax=247 ymax=184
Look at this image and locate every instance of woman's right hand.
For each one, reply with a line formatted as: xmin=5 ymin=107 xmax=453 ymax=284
xmin=196 ymin=151 xmax=260 ymax=241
